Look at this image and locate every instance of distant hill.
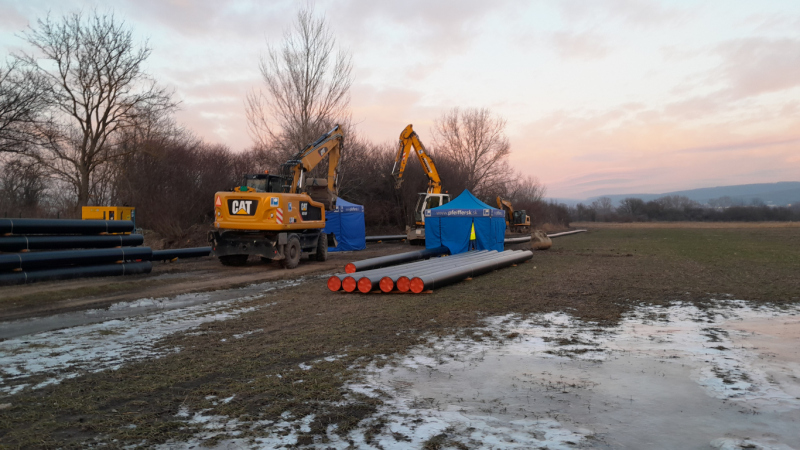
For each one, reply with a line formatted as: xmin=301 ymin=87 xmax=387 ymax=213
xmin=550 ymin=182 xmax=800 ymax=207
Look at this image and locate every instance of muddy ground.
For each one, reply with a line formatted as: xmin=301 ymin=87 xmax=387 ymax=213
xmin=0 ymin=242 xmax=407 ymax=323
xmin=1 ymin=224 xmax=799 ymax=448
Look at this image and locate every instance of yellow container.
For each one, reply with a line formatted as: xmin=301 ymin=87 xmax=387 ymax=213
xmin=82 ymin=206 xmax=135 ymax=223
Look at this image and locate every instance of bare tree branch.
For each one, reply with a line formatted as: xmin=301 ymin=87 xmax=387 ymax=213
xmin=246 ymin=5 xmax=353 ymax=167
xmin=16 ymin=11 xmax=177 ymax=208
xmin=432 ymin=107 xmax=511 ymax=198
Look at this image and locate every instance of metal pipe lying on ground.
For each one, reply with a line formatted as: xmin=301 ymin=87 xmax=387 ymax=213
xmin=150 ymin=247 xmax=211 ymax=261
xmin=547 ymin=229 xmax=587 ymax=238
xmin=0 ymin=218 xmax=134 ymax=235
xmin=386 ymin=251 xmax=507 ymax=293
xmin=344 ymin=246 xmax=449 ymax=273
xmin=329 ymin=251 xmax=488 ymax=292
xmin=395 ymin=251 xmax=518 ymax=293
xmin=356 ymin=251 xmax=498 ymax=293
xmin=0 ymin=247 xmax=152 ymax=272
xmin=0 ymin=234 xmax=144 ymax=252
xmin=0 ymin=261 xmax=153 ymax=286
xmin=336 ymin=251 xmax=478 ymax=292
xmin=504 ymin=236 xmax=531 ymax=244
xmin=365 ymin=235 xmax=407 ymax=242
xmin=409 ymin=250 xmax=533 ymax=293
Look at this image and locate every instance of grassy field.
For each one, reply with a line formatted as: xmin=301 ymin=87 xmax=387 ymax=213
xmin=1 ymin=224 xmax=799 ymax=448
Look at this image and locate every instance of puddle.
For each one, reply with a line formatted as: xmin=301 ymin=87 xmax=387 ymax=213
xmin=164 ymin=300 xmax=800 ymax=449
xmin=0 ymin=278 xmax=305 ymax=340
xmin=344 ymin=301 xmax=800 ymax=449
xmin=0 ymin=279 xmax=302 ymax=396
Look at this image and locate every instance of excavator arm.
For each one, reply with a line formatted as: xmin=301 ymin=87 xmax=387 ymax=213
xmin=391 ymin=124 xmax=442 ymax=194
xmin=497 ymin=197 xmax=514 ymax=227
xmin=282 ymin=125 xmax=343 ymax=210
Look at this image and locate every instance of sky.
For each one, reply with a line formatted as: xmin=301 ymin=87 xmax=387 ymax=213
xmin=1 ymin=0 xmax=799 ymax=200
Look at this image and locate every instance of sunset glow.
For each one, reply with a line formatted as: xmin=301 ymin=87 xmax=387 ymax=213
xmin=2 ymin=0 xmax=798 ymax=199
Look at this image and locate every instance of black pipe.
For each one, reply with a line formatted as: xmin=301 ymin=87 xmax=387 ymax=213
xmin=151 ymin=247 xmax=212 ymax=261
xmin=0 ymin=247 xmax=152 ymax=272
xmin=365 ymin=235 xmax=407 ymax=242
xmin=0 ymin=218 xmax=134 ymax=235
xmin=345 ymin=246 xmax=449 ymax=273
xmin=0 ymin=234 xmax=144 ymax=252
xmin=410 ymin=250 xmax=533 ymax=293
xmin=0 ymin=261 xmax=153 ymax=286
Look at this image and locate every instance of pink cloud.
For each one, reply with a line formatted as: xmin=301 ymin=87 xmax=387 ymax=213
xmin=550 ymin=31 xmax=611 ymax=59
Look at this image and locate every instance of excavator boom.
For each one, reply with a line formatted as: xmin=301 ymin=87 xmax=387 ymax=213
xmin=283 ymin=125 xmax=343 ymax=208
xmin=392 ymin=124 xmax=442 ymax=194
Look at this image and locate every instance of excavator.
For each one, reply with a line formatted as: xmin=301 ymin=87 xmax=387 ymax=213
xmin=391 ymin=124 xmax=450 ymax=244
xmin=496 ymin=197 xmax=531 ymax=234
xmin=209 ymin=125 xmax=343 ymax=269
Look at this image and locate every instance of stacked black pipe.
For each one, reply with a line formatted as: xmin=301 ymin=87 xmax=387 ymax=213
xmin=0 ymin=218 xmax=153 ymax=286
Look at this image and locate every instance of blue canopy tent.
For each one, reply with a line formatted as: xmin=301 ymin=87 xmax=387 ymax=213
xmin=323 ymin=197 xmax=366 ymax=252
xmin=424 ymin=190 xmax=505 ymax=254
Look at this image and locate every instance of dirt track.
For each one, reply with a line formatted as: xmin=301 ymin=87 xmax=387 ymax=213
xmin=0 ymin=242 xmax=408 ymax=322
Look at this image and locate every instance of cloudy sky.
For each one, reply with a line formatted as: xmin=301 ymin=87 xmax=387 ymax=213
xmin=2 ymin=0 xmax=799 ymax=200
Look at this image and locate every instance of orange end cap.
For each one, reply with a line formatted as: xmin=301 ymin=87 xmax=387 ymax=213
xmin=345 ymin=263 xmax=356 ymax=273
xmin=358 ymin=277 xmax=373 ymax=293
xmin=379 ymin=277 xmax=394 ymax=292
xmin=327 ymin=276 xmax=342 ymax=291
xmin=396 ymin=276 xmax=410 ymax=292
xmin=410 ymin=277 xmax=425 ymax=294
xmin=342 ymin=276 xmax=357 ymax=292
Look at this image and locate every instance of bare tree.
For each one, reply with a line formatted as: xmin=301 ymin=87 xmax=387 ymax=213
xmin=0 ymin=155 xmax=47 ymax=216
xmin=246 ymin=5 xmax=353 ymax=167
xmin=0 ymin=60 xmax=49 ymax=154
xmin=17 ymin=11 xmax=176 ymax=208
xmin=432 ymin=107 xmax=511 ymax=198
xmin=507 ymin=174 xmax=546 ymax=204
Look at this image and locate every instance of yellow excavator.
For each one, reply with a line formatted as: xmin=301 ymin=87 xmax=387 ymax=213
xmin=209 ymin=125 xmax=343 ymax=268
xmin=496 ymin=197 xmax=531 ymax=234
xmin=392 ymin=124 xmax=450 ymax=244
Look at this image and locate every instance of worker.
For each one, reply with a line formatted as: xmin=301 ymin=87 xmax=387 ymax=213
xmin=469 ymin=222 xmax=476 ymax=250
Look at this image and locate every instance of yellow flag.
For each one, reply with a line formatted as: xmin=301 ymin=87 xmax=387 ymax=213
xmin=470 ymin=223 xmax=476 ymax=240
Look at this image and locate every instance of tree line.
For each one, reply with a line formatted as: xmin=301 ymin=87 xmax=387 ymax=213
xmin=1 ymin=8 xmax=560 ymax=238
xmin=569 ymin=195 xmax=800 ymax=222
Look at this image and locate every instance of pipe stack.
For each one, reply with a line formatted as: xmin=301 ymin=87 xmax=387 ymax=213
xmin=329 ymin=249 xmax=532 ymax=294
xmin=0 ymin=218 xmax=210 ymax=286
xmin=365 ymin=234 xmax=407 ymax=242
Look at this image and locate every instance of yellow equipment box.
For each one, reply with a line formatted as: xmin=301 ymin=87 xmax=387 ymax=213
xmin=82 ymin=206 xmax=135 ymax=223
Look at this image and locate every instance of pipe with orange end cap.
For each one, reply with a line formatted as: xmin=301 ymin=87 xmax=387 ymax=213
xmin=329 ymin=249 xmax=456 ymax=291
xmin=344 ymin=246 xmax=449 ymax=273
xmin=409 ymin=250 xmax=533 ymax=293
xmin=356 ymin=251 xmax=493 ymax=293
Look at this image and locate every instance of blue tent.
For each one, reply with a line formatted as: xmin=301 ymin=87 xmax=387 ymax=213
xmin=424 ymin=190 xmax=505 ymax=254
xmin=323 ymin=197 xmax=366 ymax=252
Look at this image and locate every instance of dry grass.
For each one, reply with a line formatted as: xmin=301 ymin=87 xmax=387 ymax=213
xmin=1 ymin=225 xmax=799 ymax=448
xmin=572 ymin=221 xmax=800 ymax=229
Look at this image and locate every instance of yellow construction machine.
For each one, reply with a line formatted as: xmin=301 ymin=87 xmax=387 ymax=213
xmin=497 ymin=197 xmax=531 ymax=234
xmin=209 ymin=125 xmax=343 ymax=268
xmin=392 ymin=124 xmax=450 ymax=244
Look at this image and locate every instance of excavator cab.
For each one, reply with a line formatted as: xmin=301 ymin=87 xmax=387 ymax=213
xmin=243 ymin=174 xmax=284 ymax=193
xmin=414 ymin=193 xmax=451 ymax=224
